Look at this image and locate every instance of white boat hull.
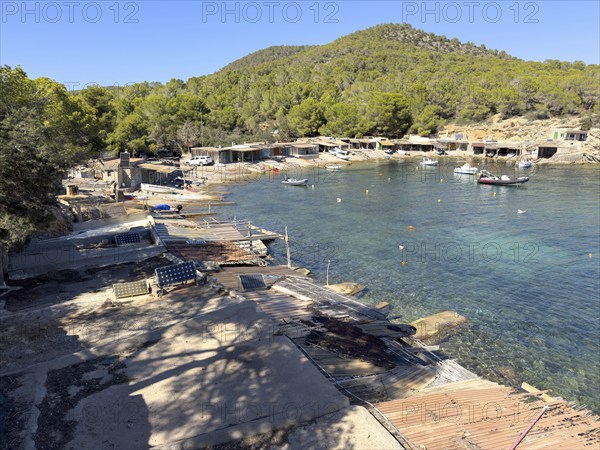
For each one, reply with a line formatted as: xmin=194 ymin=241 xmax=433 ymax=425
xmin=141 ymin=183 xmax=179 ymax=194
xmin=454 ymin=165 xmax=478 ymax=175
xmin=281 ymin=178 xmax=308 ymax=186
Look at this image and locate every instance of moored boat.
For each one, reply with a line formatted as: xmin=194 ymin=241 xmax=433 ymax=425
xmin=141 ymin=183 xmax=180 ymax=193
xmin=517 ymin=160 xmax=533 ymax=168
xmin=453 ymin=163 xmax=478 ymax=175
xmin=420 ymin=157 xmax=438 ymax=166
xmin=325 ymin=164 xmax=342 ymax=171
xmin=282 ymin=176 xmax=308 ymax=186
xmin=477 ymin=170 xmax=529 ymax=186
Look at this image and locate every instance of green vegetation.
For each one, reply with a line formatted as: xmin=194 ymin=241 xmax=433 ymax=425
xmin=0 ymin=66 xmax=94 ymax=252
xmin=84 ymin=23 xmax=598 ymax=150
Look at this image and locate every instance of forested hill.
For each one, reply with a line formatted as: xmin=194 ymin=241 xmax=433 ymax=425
xmin=221 ymin=45 xmax=316 ymax=71
xmin=223 ymin=23 xmax=510 ymax=73
xmin=11 ymin=23 xmax=599 ymax=158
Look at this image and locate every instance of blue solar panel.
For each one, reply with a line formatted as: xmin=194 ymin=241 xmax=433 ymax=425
xmin=113 ymin=280 xmax=149 ymax=299
xmin=239 ymin=274 xmax=266 ymax=290
xmin=155 ymin=261 xmax=197 ymax=287
xmin=115 ymin=233 xmax=141 ymax=246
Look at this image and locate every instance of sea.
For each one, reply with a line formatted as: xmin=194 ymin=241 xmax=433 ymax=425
xmin=220 ymin=158 xmax=600 ymax=413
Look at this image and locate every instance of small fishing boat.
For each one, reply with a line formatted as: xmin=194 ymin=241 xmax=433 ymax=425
xmin=477 ymin=170 xmax=529 ymax=186
xmin=453 ymin=163 xmax=478 ymax=175
xmin=325 ymin=164 xmax=342 ymax=171
xmin=282 ymin=176 xmax=308 ymax=186
xmin=141 ymin=183 xmax=180 ymax=194
xmin=330 ymin=148 xmax=351 ymax=161
xmin=517 ymin=160 xmax=533 ymax=168
xmin=420 ymin=157 xmax=438 ymax=166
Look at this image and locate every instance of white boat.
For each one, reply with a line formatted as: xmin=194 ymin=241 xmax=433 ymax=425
xmin=420 ymin=157 xmax=438 ymax=166
xmin=141 ymin=183 xmax=180 ymax=194
xmin=325 ymin=164 xmax=342 ymax=171
xmin=453 ymin=163 xmax=478 ymax=175
xmin=281 ymin=177 xmax=308 ymax=186
xmin=517 ymin=160 xmax=533 ymax=168
xmin=330 ymin=147 xmax=350 ymax=161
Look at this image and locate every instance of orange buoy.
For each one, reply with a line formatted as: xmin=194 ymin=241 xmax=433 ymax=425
xmin=401 ymin=261 xmax=406 ymax=266
xmin=408 ymin=225 xmax=414 ymax=230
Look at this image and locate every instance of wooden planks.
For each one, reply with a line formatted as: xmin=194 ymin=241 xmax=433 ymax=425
xmin=213 ymin=266 xmax=306 ymax=290
xmin=375 ymin=386 xmax=600 ymax=450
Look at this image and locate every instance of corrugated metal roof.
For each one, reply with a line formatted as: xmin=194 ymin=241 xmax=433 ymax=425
xmin=375 ymin=384 xmax=599 ymax=449
xmin=138 ymin=163 xmax=181 ymax=174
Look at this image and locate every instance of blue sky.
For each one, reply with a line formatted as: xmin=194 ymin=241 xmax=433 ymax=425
xmin=1 ymin=1 xmax=599 ymax=86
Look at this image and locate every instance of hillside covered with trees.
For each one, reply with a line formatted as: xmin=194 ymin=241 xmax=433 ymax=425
xmin=44 ymin=24 xmax=598 ymax=155
xmin=2 ymin=22 xmax=599 ymax=155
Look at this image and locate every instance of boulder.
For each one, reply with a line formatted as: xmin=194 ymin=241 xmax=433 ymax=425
xmin=327 ymin=282 xmax=365 ymax=296
xmin=410 ymin=310 xmax=468 ymax=343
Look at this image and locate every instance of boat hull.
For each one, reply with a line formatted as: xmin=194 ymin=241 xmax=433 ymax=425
xmin=281 ymin=179 xmax=308 ymax=186
xmin=478 ymin=177 xmax=529 ymax=185
xmin=141 ymin=183 xmax=180 ymax=193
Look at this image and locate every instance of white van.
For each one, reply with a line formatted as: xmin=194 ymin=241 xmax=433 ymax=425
xmin=185 ymin=155 xmax=213 ymax=166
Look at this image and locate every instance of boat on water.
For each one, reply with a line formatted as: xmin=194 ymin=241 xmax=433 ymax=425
xmin=420 ymin=157 xmax=438 ymax=166
xmin=517 ymin=160 xmax=533 ymax=168
xmin=282 ymin=176 xmax=308 ymax=186
xmin=453 ymin=163 xmax=478 ymax=175
xmin=141 ymin=183 xmax=180 ymax=194
xmin=325 ymin=164 xmax=342 ymax=171
xmin=477 ymin=170 xmax=529 ymax=186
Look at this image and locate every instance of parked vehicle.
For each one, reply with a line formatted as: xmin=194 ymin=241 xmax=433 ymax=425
xmin=185 ymin=155 xmax=213 ymax=166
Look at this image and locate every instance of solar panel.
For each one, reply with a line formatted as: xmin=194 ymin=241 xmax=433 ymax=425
xmin=239 ymin=274 xmax=266 ymax=290
xmin=115 ymin=232 xmax=141 ymax=246
xmin=113 ymin=280 xmax=149 ymax=299
xmin=155 ymin=261 xmax=197 ymax=287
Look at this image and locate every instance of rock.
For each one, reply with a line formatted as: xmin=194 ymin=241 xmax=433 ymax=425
xmin=294 ymin=267 xmax=311 ymax=276
xmin=197 ymin=261 xmax=220 ymax=272
xmin=410 ymin=311 xmax=468 ymax=343
xmin=327 ymin=282 xmax=365 ymax=296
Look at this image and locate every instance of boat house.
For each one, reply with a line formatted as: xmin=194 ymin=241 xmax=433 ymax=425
xmin=138 ymin=163 xmax=186 ymax=186
xmin=553 ymin=129 xmax=589 ymax=142
xmin=100 ymin=155 xmax=145 ymax=191
xmin=289 ymin=142 xmax=319 ymax=159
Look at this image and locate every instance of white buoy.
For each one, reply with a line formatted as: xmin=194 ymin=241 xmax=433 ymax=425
xmin=399 ymin=245 xmax=404 ymax=250
xmin=336 ymin=198 xmax=342 ymax=203
xmin=517 ymin=209 xmax=527 ymax=214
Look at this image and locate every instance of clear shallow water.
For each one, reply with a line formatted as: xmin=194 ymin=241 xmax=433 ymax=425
xmin=222 ymin=159 xmax=600 ymax=413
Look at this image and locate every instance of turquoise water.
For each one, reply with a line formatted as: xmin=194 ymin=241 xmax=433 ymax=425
xmin=222 ymin=159 xmax=600 ymax=413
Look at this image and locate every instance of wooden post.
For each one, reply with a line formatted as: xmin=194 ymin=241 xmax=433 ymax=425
xmin=249 ymin=221 xmax=253 ymax=252
xmin=0 ymin=246 xmax=7 ymax=289
xmin=285 ymin=226 xmax=292 ymax=269
xmin=75 ymin=204 xmax=83 ymax=222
